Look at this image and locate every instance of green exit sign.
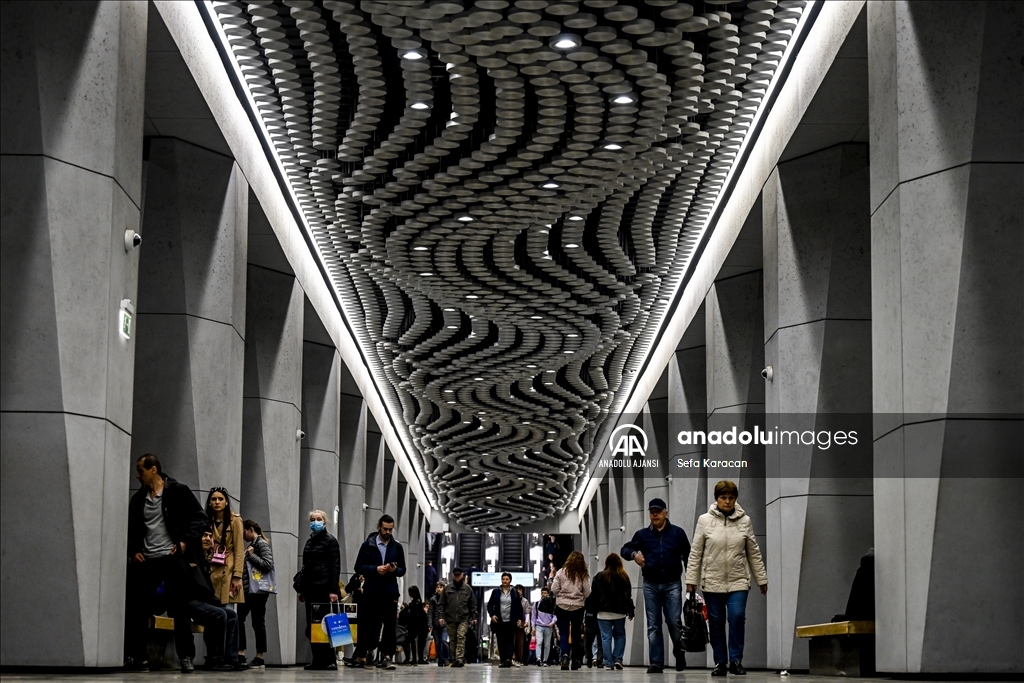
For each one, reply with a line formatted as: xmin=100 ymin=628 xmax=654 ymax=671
xmin=119 ymin=299 xmax=134 ymax=340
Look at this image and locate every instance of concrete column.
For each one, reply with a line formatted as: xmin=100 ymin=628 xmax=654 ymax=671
xmin=0 ymin=1 xmax=147 ymax=667
xmin=338 ymin=387 xmax=367 ymax=573
xmin=240 ymin=266 xmax=304 ymax=665
xmin=593 ymin=482 xmax=609 ymax=582
xmin=762 ymin=145 xmax=874 ymax=670
xmin=131 ymin=138 xmax=247 ymax=495
xmin=868 ymin=1 xmax=1023 ymax=674
xmin=298 ymin=339 xmax=340 ymax=546
xmin=667 ymin=317 xmax=709 ymax=538
xmin=364 ymin=429 xmax=385 ymax=530
xmin=705 ymin=271 xmax=768 ymax=668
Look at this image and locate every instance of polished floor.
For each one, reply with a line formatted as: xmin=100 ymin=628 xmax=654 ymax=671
xmin=0 ymin=665 xmax=960 ymax=683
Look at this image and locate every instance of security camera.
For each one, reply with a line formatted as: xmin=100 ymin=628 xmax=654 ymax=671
xmin=619 ymin=525 xmax=625 ymax=532
xmin=761 ymin=365 xmax=773 ymax=382
xmin=362 ymin=503 xmax=369 ymax=510
xmin=296 ymin=429 xmax=305 ymax=440
xmin=124 ymin=229 xmax=141 ymax=251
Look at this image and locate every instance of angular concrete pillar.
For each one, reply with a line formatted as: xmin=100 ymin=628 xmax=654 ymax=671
xmin=705 ymin=271 xmax=768 ymax=668
xmin=338 ymin=386 xmax=367 ymax=572
xmin=240 ymin=266 xmax=304 ymax=665
xmin=131 ymin=138 xmax=247 ymax=495
xmin=762 ymin=145 xmax=874 ymax=670
xmin=364 ymin=428 xmax=385 ymax=532
xmin=868 ymin=1 xmax=1023 ymax=674
xmin=667 ymin=313 xmax=709 ymax=540
xmin=0 ymin=1 xmax=147 ymax=667
xmin=298 ymin=338 xmax=340 ymax=545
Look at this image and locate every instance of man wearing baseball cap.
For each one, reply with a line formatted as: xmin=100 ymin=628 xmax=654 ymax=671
xmin=438 ymin=567 xmax=477 ymax=667
xmin=621 ymin=498 xmax=692 ymax=673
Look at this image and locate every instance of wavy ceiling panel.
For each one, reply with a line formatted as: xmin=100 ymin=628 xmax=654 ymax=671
xmin=212 ymin=0 xmax=806 ymax=529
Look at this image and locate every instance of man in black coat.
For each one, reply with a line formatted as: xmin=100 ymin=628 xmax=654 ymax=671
xmin=124 ymin=453 xmax=209 ymax=673
xmin=621 ymin=498 xmax=692 ymax=673
xmin=352 ymin=514 xmax=406 ymax=669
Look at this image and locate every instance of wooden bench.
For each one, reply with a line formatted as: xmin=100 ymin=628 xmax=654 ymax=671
xmin=796 ymin=621 xmax=875 ymax=676
xmin=150 ymin=615 xmax=203 ymax=632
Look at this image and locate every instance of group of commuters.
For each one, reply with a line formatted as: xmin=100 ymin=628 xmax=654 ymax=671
xmin=125 ymin=454 xmax=764 ymax=676
xmin=124 ymin=454 xmax=275 ymax=674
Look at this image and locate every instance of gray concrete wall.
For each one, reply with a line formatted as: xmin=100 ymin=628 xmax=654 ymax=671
xmin=762 ymin=145 xmax=874 ymax=670
xmin=131 ymin=138 xmax=247 ymax=497
xmin=0 ymin=0 xmax=147 ymax=667
xmin=705 ymin=270 xmax=768 ymax=669
xmin=868 ymin=1 xmax=1023 ymax=674
xmin=240 ymin=265 xmax=304 ymax=665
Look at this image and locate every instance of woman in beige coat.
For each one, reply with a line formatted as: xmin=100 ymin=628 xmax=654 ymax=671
xmin=686 ymin=480 xmax=768 ymax=677
xmin=205 ymin=487 xmax=245 ymax=605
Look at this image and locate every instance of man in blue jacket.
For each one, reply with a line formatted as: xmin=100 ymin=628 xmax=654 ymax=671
xmin=621 ymin=498 xmax=691 ymax=674
xmin=353 ymin=514 xmax=406 ymax=669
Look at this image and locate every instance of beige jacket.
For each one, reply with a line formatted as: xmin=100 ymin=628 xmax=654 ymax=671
xmin=685 ymin=504 xmax=767 ymax=593
xmin=551 ymin=568 xmax=591 ymax=610
xmin=210 ymin=512 xmax=245 ymax=604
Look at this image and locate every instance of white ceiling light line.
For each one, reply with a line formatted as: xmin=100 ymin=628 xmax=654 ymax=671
xmin=569 ymin=0 xmax=821 ymax=514
xmin=197 ymin=1 xmax=437 ymax=513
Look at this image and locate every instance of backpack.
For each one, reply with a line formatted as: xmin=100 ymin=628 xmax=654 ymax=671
xmin=537 ymin=596 xmax=556 ymax=614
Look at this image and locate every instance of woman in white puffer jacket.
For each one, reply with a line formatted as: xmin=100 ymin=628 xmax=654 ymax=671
xmin=685 ymin=480 xmax=768 ymax=677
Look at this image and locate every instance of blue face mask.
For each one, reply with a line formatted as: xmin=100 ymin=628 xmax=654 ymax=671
xmin=310 ymin=520 xmax=325 ymax=533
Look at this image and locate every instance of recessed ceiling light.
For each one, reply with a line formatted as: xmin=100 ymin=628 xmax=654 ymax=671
xmin=466 ymin=294 xmax=478 ymax=299
xmin=403 ymin=51 xmax=424 ymax=60
xmin=531 ymin=315 xmax=542 ymax=319
xmin=565 ymin=243 xmax=579 ymax=248
xmin=527 ymin=364 xmax=536 ymax=368
xmin=457 ymin=215 xmax=474 ymax=222
xmin=567 ymin=333 xmax=578 ymax=337
xmin=447 ymin=325 xmax=458 ymax=329
xmin=543 ymin=182 xmax=559 ymax=189
xmin=604 ymin=143 xmax=622 ymax=150
xmin=613 ymin=94 xmax=635 ymax=104
xmin=420 ymin=272 xmax=433 ymax=276
xmin=413 ymin=246 xmax=428 ymax=251
xmin=444 ymin=308 xmax=455 ymax=311
xmin=569 ymin=216 xmax=584 ymax=221
xmin=474 ymin=377 xmax=483 ymax=381
xmin=445 ymin=389 xmax=454 ymax=393
xmin=546 ymin=370 xmax=555 ymax=373
xmin=463 ymin=421 xmax=471 ymax=424
xmin=411 ymin=102 xmax=429 ymax=110
xmin=564 ymin=350 xmax=574 ymax=354
xmin=552 ymin=35 xmax=582 ymax=49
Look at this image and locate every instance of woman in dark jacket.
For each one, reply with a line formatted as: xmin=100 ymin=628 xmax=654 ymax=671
xmin=298 ymin=510 xmax=341 ymax=670
xmin=487 ymin=572 xmax=525 ymax=668
xmin=238 ymin=519 xmax=275 ymax=668
xmin=591 ymin=554 xmax=635 ymax=670
xmin=401 ymin=586 xmax=429 ymax=665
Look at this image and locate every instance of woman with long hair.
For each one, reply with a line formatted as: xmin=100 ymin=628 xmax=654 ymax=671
xmin=591 ymin=553 xmax=635 ymax=670
xmin=205 ymin=488 xmax=245 ymax=607
xmin=550 ymin=550 xmax=591 ymax=670
xmin=237 ymin=519 xmax=274 ymax=668
xmin=403 ymin=586 xmax=429 ymax=665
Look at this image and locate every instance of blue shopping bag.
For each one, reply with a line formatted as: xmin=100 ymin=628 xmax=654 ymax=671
xmin=322 ymin=605 xmax=353 ymax=648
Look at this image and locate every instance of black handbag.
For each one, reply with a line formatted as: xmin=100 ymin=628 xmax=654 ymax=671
xmin=292 ymin=567 xmax=304 ymax=593
xmin=682 ymin=595 xmax=708 ymax=652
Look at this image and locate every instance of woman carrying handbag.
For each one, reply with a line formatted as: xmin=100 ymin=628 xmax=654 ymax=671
xmin=205 ymin=488 xmax=245 ymax=607
xmin=238 ymin=519 xmax=274 ymax=669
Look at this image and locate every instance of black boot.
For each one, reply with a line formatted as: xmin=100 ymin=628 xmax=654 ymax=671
xmin=561 ymin=654 xmax=570 ymax=670
xmin=711 ymin=662 xmax=728 ymax=676
xmin=729 ymin=661 xmax=747 ymax=675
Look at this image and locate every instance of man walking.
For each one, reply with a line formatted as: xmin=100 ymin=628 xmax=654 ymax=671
xmin=428 ymin=581 xmax=450 ymax=666
xmin=621 ymin=498 xmax=692 ymax=674
xmin=125 ymin=454 xmax=209 ymax=673
xmin=353 ymin=514 xmax=406 ymax=669
xmin=438 ymin=567 xmax=477 ymax=667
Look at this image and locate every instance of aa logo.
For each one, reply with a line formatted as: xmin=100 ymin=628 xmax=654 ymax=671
xmin=610 ymin=424 xmax=648 ymax=458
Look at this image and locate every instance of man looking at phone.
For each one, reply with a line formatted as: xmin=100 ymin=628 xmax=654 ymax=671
xmin=353 ymin=515 xmax=406 ymax=669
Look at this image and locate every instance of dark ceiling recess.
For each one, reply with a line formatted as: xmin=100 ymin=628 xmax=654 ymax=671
xmin=213 ymin=0 xmax=807 ymax=529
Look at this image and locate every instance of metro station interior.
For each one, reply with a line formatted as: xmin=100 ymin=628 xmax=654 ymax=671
xmin=1 ymin=0 xmax=1021 ymax=679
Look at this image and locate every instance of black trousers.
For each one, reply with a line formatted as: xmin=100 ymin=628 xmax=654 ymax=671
xmin=303 ymin=591 xmax=335 ymax=668
xmin=355 ymin=594 xmax=398 ymax=659
xmin=238 ymin=592 xmax=269 ymax=653
xmin=493 ymin=621 xmax=516 ymax=662
xmin=406 ymin=628 xmax=428 ymax=662
xmin=125 ymin=555 xmax=195 ymax=661
xmin=188 ymin=600 xmax=238 ymax=663
xmin=555 ymin=606 xmax=585 ymax=663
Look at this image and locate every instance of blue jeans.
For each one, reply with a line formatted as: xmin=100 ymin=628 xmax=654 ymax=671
xmin=535 ymin=624 xmax=553 ymax=663
xmin=597 ymin=618 xmax=626 ymax=665
xmin=704 ymin=591 xmax=748 ymax=665
xmin=642 ymin=581 xmax=684 ymax=667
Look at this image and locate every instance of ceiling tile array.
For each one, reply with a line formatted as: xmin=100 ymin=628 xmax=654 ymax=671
xmin=212 ymin=0 xmax=806 ymax=529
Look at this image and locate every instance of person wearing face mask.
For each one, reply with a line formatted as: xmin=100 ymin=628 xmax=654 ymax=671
xmin=297 ymin=510 xmax=341 ymax=670
xmin=438 ymin=568 xmax=477 ymax=667
xmin=204 ymin=487 xmax=245 ymax=608
xmin=686 ymin=481 xmax=768 ymax=677
xmin=352 ymin=514 xmax=407 ymax=670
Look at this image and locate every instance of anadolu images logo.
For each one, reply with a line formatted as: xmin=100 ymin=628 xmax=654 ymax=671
xmin=609 ymin=424 xmax=648 ymax=458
